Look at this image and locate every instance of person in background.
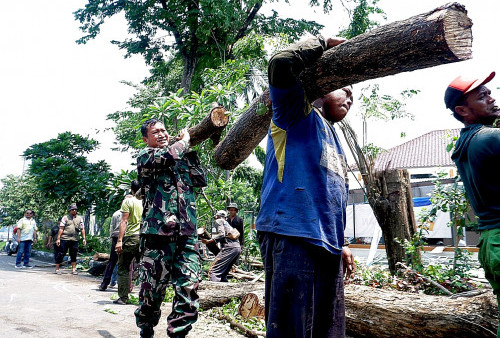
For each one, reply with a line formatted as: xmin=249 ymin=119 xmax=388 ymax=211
xmin=15 ymin=209 xmax=37 ymax=269
xmin=226 ymin=203 xmax=244 ymax=249
xmin=55 ymin=204 xmax=86 ymax=275
xmin=206 ymin=210 xmax=241 ymax=282
xmin=114 ymin=181 xmax=143 ymax=304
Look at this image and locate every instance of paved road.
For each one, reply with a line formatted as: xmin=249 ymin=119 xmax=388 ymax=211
xmin=0 ymin=252 xmax=245 ymax=338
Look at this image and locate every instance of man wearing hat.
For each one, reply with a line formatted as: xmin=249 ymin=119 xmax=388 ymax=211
xmin=445 ymin=71 xmax=500 ymax=335
xmin=226 ymin=203 xmax=244 ymax=248
xmin=55 ymin=203 xmax=86 ymax=275
xmin=205 ymin=210 xmax=241 ymax=282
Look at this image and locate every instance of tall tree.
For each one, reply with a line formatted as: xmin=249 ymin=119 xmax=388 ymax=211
xmin=23 ymin=132 xmax=112 ymax=221
xmin=74 ymin=0 xmax=323 ymax=93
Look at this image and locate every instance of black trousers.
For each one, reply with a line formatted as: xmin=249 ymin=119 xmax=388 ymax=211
xmin=101 ymin=237 xmax=119 ymax=288
xmin=258 ymin=232 xmax=345 ymax=338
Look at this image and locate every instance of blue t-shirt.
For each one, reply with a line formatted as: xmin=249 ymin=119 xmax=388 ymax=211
xmin=256 ymin=81 xmax=349 ymax=254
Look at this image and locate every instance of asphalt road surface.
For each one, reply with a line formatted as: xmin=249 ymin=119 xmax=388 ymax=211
xmin=0 ymin=251 xmax=245 ymax=338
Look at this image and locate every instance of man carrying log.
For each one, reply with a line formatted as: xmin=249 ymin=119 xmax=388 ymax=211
xmin=445 ymin=72 xmax=500 ymax=336
xmin=256 ymin=36 xmax=356 ymax=337
xmin=134 ymin=118 xmax=200 ymax=338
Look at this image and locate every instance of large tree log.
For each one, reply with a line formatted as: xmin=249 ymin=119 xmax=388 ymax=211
xmin=345 ymin=284 xmax=498 ymax=337
xmin=198 ymin=281 xmax=265 ymax=310
xmin=214 ymin=90 xmax=272 ymax=169
xmin=214 ymin=2 xmax=472 ymax=170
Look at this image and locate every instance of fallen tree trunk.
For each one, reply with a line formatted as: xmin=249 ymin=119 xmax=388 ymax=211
xmin=186 ymin=104 xmax=229 ymax=147
xmin=345 ymin=284 xmax=498 ymax=338
xmin=214 ymin=2 xmax=472 ymax=170
xmin=198 ymin=281 xmax=265 ymax=310
xmin=214 ymin=90 xmax=272 ymax=169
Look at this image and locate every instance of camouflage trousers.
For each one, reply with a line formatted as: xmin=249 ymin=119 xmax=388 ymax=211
xmin=134 ymin=235 xmax=201 ymax=337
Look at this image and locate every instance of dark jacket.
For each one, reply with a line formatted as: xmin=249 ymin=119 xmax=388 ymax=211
xmin=451 ymin=124 xmax=500 ymax=230
xmin=227 ymin=215 xmax=244 ymax=246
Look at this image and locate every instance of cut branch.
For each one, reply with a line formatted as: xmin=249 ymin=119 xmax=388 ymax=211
xmin=214 ymin=3 xmax=472 ymax=170
xmin=187 ymin=104 xmax=229 ymax=147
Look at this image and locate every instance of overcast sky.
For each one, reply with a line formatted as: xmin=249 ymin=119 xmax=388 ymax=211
xmin=0 ymin=0 xmax=498 ymax=181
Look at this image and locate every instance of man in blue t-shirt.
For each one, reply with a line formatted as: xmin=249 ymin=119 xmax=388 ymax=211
xmin=256 ymin=36 xmax=355 ymax=338
xmin=445 ymin=71 xmax=500 ymax=336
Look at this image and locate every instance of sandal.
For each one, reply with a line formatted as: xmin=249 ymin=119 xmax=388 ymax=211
xmin=113 ymin=298 xmax=127 ymax=305
xmin=72 ymin=270 xmax=78 ymax=275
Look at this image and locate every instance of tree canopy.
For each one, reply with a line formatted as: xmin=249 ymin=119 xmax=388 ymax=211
xmin=23 ymin=132 xmax=112 ymax=217
xmin=75 ymin=0 xmax=323 ymax=93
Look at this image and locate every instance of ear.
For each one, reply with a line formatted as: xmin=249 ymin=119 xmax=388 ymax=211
xmin=142 ymin=136 xmax=148 ymax=143
xmin=454 ymin=105 xmax=468 ymax=119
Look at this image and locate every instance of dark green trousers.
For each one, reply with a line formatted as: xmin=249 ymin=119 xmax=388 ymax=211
xmin=117 ymin=236 xmax=140 ymax=301
xmin=478 ymin=228 xmax=500 ymax=337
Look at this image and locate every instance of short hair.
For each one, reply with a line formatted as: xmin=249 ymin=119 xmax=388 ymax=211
xmin=25 ymin=209 xmax=34 ymax=215
xmin=452 ymin=94 xmax=467 ymax=122
xmin=131 ymin=180 xmax=140 ymax=194
xmin=141 ymin=118 xmax=162 ymax=137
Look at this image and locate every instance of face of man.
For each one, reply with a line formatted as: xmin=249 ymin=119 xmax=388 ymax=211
xmin=70 ymin=209 xmax=77 ymax=216
xmin=25 ymin=210 xmax=33 ymax=219
xmin=321 ymin=87 xmax=353 ymax=122
xmin=457 ymin=85 xmax=498 ymax=125
xmin=228 ymin=207 xmax=237 ymax=217
xmin=143 ymin=122 xmax=169 ymax=148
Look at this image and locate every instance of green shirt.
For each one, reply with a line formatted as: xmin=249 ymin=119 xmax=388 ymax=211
xmin=120 ymin=196 xmax=142 ymax=237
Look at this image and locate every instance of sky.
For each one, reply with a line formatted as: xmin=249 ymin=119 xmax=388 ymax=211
xmin=0 ymin=0 xmax=499 ymax=181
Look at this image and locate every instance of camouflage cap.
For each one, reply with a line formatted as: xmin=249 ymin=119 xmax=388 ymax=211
xmin=68 ymin=203 xmax=78 ymax=211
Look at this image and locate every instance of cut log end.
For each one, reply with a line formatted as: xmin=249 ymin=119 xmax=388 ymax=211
xmin=211 ymin=107 xmax=229 ymax=127
xmin=442 ymin=6 xmax=473 ymax=60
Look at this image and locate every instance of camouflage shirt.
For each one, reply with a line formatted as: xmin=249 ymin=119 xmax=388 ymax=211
xmin=137 ymin=140 xmax=198 ymax=237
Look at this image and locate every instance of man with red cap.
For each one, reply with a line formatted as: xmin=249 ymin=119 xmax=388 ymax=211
xmin=445 ymin=71 xmax=500 ymax=336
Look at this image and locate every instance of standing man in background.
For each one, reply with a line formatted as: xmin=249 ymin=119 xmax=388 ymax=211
xmin=55 ymin=204 xmax=86 ymax=275
xmin=15 ymin=209 xmax=37 ymax=269
xmin=114 ymin=181 xmax=142 ymax=304
xmin=226 ymin=203 xmax=244 ymax=249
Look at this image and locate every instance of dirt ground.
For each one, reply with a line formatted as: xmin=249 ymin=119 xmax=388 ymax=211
xmin=0 ymin=251 xmax=246 ymax=338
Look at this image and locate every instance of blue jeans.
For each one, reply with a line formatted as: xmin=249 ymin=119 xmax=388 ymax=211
xmin=16 ymin=240 xmax=33 ymax=266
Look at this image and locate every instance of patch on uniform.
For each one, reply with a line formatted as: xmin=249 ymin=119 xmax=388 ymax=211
xmin=320 ymin=138 xmax=345 ymax=180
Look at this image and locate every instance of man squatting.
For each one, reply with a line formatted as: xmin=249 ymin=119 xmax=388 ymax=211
xmin=135 ymin=119 xmax=199 ymax=338
xmin=256 ymin=36 xmax=356 ymax=337
xmin=445 ymin=71 xmax=500 ymax=337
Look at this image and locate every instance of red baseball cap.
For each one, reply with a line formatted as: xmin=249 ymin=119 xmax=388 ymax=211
xmin=444 ymin=71 xmax=495 ymax=111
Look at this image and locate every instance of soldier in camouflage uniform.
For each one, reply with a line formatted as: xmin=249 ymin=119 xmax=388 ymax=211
xmin=135 ymin=118 xmax=200 ymax=338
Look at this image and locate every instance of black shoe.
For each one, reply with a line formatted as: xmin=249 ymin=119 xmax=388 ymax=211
xmin=98 ymin=285 xmax=107 ymax=291
xmin=140 ymin=327 xmax=154 ymax=338
xmin=169 ymin=334 xmax=186 ymax=338
xmin=113 ymin=298 xmax=127 ymax=305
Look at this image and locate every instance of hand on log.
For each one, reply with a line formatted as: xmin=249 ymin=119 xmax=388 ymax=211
xmin=214 ymin=3 xmax=472 ymax=170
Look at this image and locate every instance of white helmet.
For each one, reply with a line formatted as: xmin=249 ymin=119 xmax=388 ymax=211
xmin=215 ymin=210 xmax=227 ymax=218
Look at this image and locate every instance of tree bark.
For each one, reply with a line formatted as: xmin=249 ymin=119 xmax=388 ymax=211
xmin=214 ymin=3 xmax=472 ymax=170
xmin=370 ymin=169 xmax=418 ymax=274
xmin=198 ymin=281 xmax=265 ymax=310
xmin=214 ymin=89 xmax=272 ymax=169
xmin=345 ymin=284 xmax=498 ymax=338
xmin=186 ymin=105 xmax=229 ymax=147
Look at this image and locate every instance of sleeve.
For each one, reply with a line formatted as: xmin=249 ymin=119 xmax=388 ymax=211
xmin=268 ymin=36 xmax=327 ymax=129
xmin=59 ymin=216 xmax=67 ymax=228
xmin=120 ymin=199 xmax=131 ymax=214
xmin=16 ymin=218 xmax=22 ymax=228
xmin=268 ymin=36 xmax=327 ymax=89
